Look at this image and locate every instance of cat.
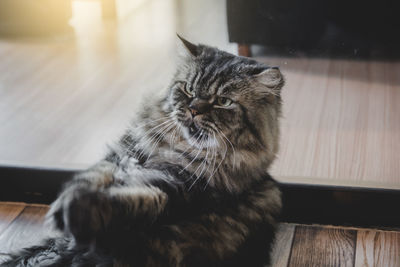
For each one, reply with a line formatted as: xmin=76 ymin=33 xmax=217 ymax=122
xmin=2 ymin=36 xmax=284 ymax=267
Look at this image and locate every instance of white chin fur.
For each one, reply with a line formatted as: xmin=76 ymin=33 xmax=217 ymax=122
xmin=181 ymin=127 xmax=218 ymax=149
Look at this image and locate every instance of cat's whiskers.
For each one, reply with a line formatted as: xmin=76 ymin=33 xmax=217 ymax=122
xmin=188 ymin=138 xmax=211 ymax=190
xmin=204 ymin=132 xmax=218 ymax=190
xmin=179 ymin=130 xmax=204 ymax=172
xmin=190 ymin=124 xmax=220 ymax=179
xmin=180 ymin=133 xmax=205 ymax=174
xmin=203 ymin=136 xmax=215 ymax=174
xmin=196 ymin=136 xmax=217 ymax=190
xmin=203 ymin=138 xmax=215 ymax=178
xmin=176 ymin=143 xmax=194 ymax=160
xmin=128 ymin=121 xmax=172 ymax=158
xmin=119 ymin=116 xmax=170 ymax=145
xmin=176 ymin=126 xmax=204 ymax=159
xmin=168 ymin=120 xmax=183 ymax=150
xmin=130 ymin=116 xmax=171 ymax=131
xmin=169 ymin=128 xmax=177 ymax=149
xmin=145 ymin=122 xmax=176 ymax=161
xmin=133 ymin=120 xmax=175 ymax=160
xmin=119 ymin=116 xmax=173 ymax=156
xmin=204 ymin=130 xmax=228 ymax=190
xmin=217 ymin=129 xmax=236 ymax=169
xmin=138 ymin=121 xmax=175 ymax=160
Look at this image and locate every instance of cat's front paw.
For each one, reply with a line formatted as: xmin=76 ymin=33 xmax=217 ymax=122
xmin=66 ymin=189 xmax=113 ymax=244
xmin=46 ymin=187 xmax=113 ymax=244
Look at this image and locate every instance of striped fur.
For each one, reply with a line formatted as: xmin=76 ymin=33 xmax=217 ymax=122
xmin=2 ymin=38 xmax=284 ymax=267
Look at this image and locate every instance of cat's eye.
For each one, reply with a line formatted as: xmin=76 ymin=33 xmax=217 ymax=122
xmin=217 ymin=97 xmax=233 ymax=107
xmin=184 ymin=84 xmax=195 ymax=96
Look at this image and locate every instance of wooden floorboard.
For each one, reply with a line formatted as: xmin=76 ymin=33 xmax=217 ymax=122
xmin=265 ymin=56 xmax=400 ymax=188
xmin=288 ymin=225 xmax=357 ymax=267
xmin=355 ymin=229 xmax=400 ymax=267
xmin=0 ymin=204 xmax=49 ymax=254
xmin=0 ymin=202 xmax=25 ymax=235
xmin=271 ymin=223 xmax=295 ymax=267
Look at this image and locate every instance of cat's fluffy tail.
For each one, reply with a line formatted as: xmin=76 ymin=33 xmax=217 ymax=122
xmin=0 ymin=237 xmax=113 ymax=267
xmin=1 ymin=237 xmax=68 ymax=267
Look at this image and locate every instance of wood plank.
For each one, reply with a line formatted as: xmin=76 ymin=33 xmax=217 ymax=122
xmin=288 ymin=225 xmax=357 ymax=267
xmin=0 ymin=205 xmax=49 ymax=254
xmin=0 ymin=202 xmax=25 ymax=234
xmin=270 ymin=223 xmax=295 ymax=267
xmin=355 ymin=230 xmax=400 ymax=267
xmin=263 ymin=56 xmax=400 ymax=188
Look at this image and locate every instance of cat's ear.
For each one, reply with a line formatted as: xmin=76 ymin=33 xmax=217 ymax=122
xmin=177 ymin=34 xmax=199 ymax=57
xmin=254 ymin=67 xmax=284 ymax=89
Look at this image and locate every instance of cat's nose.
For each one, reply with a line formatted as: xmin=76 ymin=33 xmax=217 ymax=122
xmin=189 ymin=108 xmax=199 ymax=117
xmin=188 ymin=99 xmax=211 ymax=117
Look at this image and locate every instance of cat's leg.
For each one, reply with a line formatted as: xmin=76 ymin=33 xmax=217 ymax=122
xmin=48 ymin=163 xmax=180 ymax=246
xmin=46 ymin=160 xmax=118 ymax=239
xmin=64 ymin=182 xmax=179 ymax=249
xmin=132 ymin=212 xmax=274 ymax=267
xmin=141 ymin=181 xmax=281 ymax=267
xmin=88 ymin=211 xmax=251 ymax=267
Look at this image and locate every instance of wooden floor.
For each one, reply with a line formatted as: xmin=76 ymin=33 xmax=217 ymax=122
xmin=0 ymin=202 xmax=399 ymax=266
xmin=0 ymin=0 xmax=235 ymax=170
xmin=0 ymin=0 xmax=399 ymax=189
xmin=266 ymin=56 xmax=400 ymax=189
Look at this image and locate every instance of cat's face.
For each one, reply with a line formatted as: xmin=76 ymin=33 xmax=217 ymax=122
xmin=168 ymin=37 xmax=284 ymax=158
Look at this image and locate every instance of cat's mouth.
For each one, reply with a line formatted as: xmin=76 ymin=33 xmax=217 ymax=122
xmin=176 ymin=114 xmax=215 ymax=147
xmin=188 ymin=122 xmax=203 ymax=139
xmin=179 ymin=120 xmax=218 ymax=148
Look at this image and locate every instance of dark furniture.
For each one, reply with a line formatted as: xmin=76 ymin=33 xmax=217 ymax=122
xmin=227 ymin=0 xmax=400 ymax=57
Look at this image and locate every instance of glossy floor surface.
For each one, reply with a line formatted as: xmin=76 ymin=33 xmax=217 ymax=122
xmin=0 ymin=0 xmax=399 ymax=188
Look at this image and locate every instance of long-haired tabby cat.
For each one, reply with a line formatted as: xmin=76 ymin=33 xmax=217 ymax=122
xmin=3 ymin=36 xmax=284 ymax=267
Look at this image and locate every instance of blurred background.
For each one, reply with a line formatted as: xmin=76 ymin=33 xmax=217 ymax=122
xmin=0 ymin=0 xmax=235 ymax=167
xmin=0 ymin=0 xmax=399 ymax=190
